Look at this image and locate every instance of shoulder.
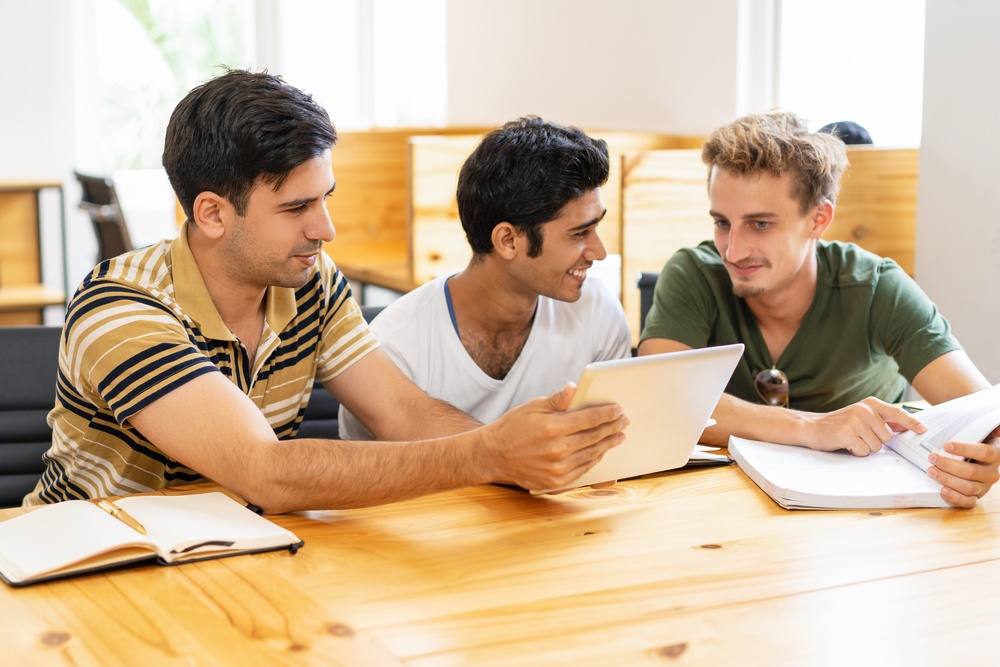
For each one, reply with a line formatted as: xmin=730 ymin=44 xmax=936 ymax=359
xmin=548 ymin=279 xmax=629 ymax=340
xmin=656 ymin=241 xmax=728 ymax=296
xmin=662 ymin=241 xmax=726 ymax=281
xmin=670 ymin=240 xmax=723 ymax=267
xmin=369 ymin=277 xmax=447 ymax=338
xmin=818 ymin=240 xmax=907 ymax=289
xmin=70 ymin=240 xmax=179 ymax=321
xmin=83 ymin=240 xmax=173 ymax=293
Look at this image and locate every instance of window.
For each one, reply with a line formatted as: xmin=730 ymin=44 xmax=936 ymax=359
xmin=776 ymin=0 xmax=926 ymax=146
xmin=80 ymin=0 xmax=253 ymax=172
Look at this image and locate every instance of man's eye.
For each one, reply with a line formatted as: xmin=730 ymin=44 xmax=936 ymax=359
xmin=713 ymin=219 xmax=730 ymax=229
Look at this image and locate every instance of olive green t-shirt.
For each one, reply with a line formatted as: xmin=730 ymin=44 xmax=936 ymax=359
xmin=639 ymin=240 xmax=961 ymax=411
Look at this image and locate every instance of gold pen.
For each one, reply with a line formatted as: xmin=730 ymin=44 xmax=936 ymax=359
xmin=97 ymin=499 xmax=147 ymax=535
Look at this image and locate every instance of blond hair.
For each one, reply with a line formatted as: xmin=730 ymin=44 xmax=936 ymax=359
xmin=701 ymin=111 xmax=848 ymax=213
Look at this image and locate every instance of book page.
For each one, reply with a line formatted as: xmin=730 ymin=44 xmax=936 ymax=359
xmin=0 ymin=502 xmax=155 ymax=582
xmin=115 ymin=492 xmax=300 ymax=562
xmin=887 ymin=384 xmax=1000 ymax=472
xmin=730 ymin=437 xmax=947 ymax=509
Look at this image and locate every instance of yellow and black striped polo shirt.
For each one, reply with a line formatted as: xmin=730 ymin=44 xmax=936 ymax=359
xmin=24 ymin=224 xmax=378 ymax=505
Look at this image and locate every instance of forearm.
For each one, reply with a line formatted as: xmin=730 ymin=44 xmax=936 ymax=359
xmin=240 ymin=432 xmax=493 ymax=513
xmin=701 ymin=393 xmax=809 ymax=447
xmin=371 ymin=394 xmax=482 ymax=441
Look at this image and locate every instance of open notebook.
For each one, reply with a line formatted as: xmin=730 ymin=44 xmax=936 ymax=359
xmin=536 ymin=344 xmax=743 ymax=493
xmin=0 ymin=492 xmax=302 ymax=586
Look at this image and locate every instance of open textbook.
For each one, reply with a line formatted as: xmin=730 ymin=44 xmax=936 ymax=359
xmin=0 ymin=492 xmax=303 ymax=586
xmin=729 ymin=384 xmax=1000 ymax=510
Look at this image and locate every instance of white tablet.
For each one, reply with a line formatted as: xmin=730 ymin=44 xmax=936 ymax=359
xmin=536 ymin=343 xmax=744 ymax=493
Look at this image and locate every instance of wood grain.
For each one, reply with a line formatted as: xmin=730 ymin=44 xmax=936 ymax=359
xmin=3 ymin=467 xmax=996 ymax=665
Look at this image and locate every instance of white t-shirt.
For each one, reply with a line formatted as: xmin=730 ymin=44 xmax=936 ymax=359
xmin=339 ymin=275 xmax=631 ymax=439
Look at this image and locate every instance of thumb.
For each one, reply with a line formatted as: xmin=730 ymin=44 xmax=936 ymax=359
xmin=545 ymin=382 xmax=577 ymax=412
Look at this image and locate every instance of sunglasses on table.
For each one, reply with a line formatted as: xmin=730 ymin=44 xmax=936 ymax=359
xmin=754 ymin=367 xmax=789 ymax=408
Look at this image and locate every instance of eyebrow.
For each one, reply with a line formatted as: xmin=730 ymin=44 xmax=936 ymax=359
xmin=568 ymin=208 xmax=608 ymax=232
xmin=275 ymin=182 xmax=336 ymax=210
xmin=709 ymin=209 xmax=778 ymax=220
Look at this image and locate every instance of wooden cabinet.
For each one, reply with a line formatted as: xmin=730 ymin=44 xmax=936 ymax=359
xmin=0 ymin=180 xmax=66 ymax=325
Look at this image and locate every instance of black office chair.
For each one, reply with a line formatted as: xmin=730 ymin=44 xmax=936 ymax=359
xmin=637 ymin=271 xmax=659 ymax=333
xmin=0 ymin=325 xmax=62 ymax=508
xmin=297 ymin=304 xmax=387 ymax=439
xmin=74 ymin=171 xmax=135 ymax=263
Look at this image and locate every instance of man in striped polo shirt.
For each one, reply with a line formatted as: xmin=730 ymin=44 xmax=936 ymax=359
xmin=24 ymin=69 xmax=628 ymax=512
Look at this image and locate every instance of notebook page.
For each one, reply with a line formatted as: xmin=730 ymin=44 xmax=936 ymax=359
xmin=115 ymin=492 xmax=298 ymax=559
xmin=888 ymin=384 xmax=1000 ymax=471
xmin=0 ymin=501 xmax=154 ymax=581
xmin=731 ymin=438 xmax=941 ymax=499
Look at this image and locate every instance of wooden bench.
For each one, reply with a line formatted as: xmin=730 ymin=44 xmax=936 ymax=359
xmin=408 ymin=131 xmax=705 ymax=285
xmin=323 ymin=128 xmax=704 ymax=296
xmin=321 ymin=127 xmax=493 ymax=296
xmin=620 ymin=147 xmax=919 ymax=345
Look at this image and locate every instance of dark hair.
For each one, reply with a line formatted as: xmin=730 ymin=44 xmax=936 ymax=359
xmin=163 ymin=68 xmax=338 ymax=219
xmin=818 ymin=121 xmax=873 ymax=145
xmin=456 ymin=116 xmax=609 ymax=257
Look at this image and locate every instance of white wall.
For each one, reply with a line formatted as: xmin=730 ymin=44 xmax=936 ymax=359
xmin=445 ymin=0 xmax=741 ymax=134
xmin=0 ymin=0 xmax=84 ymax=316
xmin=918 ymin=0 xmax=1000 ymax=382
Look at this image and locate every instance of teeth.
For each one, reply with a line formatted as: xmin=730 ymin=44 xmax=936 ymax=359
xmin=569 ymin=269 xmax=586 ymax=278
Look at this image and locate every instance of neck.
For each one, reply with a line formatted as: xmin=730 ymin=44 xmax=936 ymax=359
xmin=745 ymin=251 xmax=819 ymax=327
xmin=448 ymin=261 xmax=537 ymax=337
xmin=188 ymin=227 xmax=267 ymax=338
xmin=743 ymin=253 xmax=819 ymax=363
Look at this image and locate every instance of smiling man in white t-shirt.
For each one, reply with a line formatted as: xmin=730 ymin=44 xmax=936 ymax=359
xmin=340 ymin=117 xmax=630 ymax=439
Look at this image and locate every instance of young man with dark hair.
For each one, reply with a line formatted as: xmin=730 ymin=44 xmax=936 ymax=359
xmin=340 ymin=116 xmax=630 ymax=439
xmin=638 ymin=110 xmax=999 ymax=508
xmin=25 ymin=72 xmax=628 ymax=511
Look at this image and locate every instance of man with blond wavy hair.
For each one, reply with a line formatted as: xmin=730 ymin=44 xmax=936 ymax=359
xmin=639 ymin=111 xmax=999 ymax=508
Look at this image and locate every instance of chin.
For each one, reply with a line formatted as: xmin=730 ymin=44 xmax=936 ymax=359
xmin=733 ymin=284 xmax=767 ymax=299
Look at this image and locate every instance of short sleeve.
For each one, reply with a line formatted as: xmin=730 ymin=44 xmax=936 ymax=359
xmin=314 ymin=257 xmax=380 ymax=384
xmin=64 ymin=281 xmax=219 ymax=425
xmin=589 ymin=281 xmax=632 ymax=360
xmin=639 ymin=247 xmax=719 ymax=348
xmin=869 ymin=261 xmax=961 ymax=381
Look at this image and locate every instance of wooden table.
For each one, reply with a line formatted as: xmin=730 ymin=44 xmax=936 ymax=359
xmin=2 ymin=465 xmax=999 ymax=665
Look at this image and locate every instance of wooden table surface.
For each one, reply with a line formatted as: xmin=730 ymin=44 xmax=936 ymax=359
xmin=2 ymin=463 xmax=999 ymax=666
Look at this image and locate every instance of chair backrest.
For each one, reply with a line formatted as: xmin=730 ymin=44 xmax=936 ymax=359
xmin=0 ymin=325 xmax=62 ymax=508
xmin=637 ymin=271 xmax=659 ymax=334
xmin=297 ymin=304 xmax=387 ymax=439
xmin=74 ymin=171 xmax=135 ymax=262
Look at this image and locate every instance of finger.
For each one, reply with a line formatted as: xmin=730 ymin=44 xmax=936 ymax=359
xmin=939 ymin=484 xmax=978 ymax=509
xmin=555 ymin=433 xmax=625 ymax=485
xmin=559 ymin=406 xmax=628 ymax=444
xmin=848 ymin=426 xmax=886 ymax=456
xmin=945 ymin=441 xmax=1000 ymax=465
xmin=543 ymin=382 xmax=576 ymax=412
xmin=927 ymin=461 xmax=989 ymax=500
xmin=877 ymin=404 xmax=926 ymax=434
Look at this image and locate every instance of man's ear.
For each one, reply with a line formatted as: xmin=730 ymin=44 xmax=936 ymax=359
xmin=808 ymin=200 xmax=835 ymax=239
xmin=191 ymin=192 xmax=229 ymax=240
xmin=491 ymin=222 xmax=521 ymax=260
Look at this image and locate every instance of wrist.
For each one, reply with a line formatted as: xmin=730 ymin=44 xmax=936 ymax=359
xmin=460 ymin=425 xmax=502 ymax=486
